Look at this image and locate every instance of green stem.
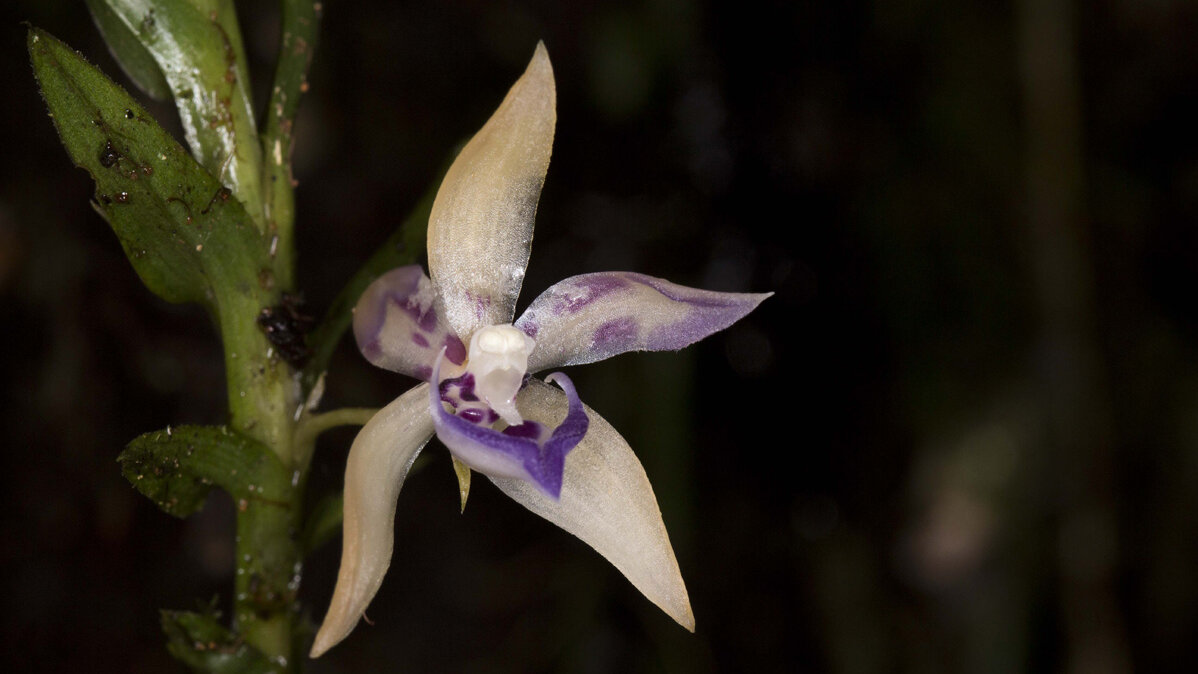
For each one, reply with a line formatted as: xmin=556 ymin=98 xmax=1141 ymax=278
xmin=214 ymin=3 xmax=324 ymax=668
xmin=218 ymin=289 xmax=302 ymax=668
xmin=261 ymin=0 xmax=322 ymax=291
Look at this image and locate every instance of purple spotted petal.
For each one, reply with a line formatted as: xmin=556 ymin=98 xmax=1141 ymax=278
xmin=427 ymin=44 xmax=556 ymax=340
xmin=353 ymin=266 xmax=467 ymax=380
xmin=515 ymin=272 xmax=772 ymax=372
xmin=428 ymin=350 xmax=587 ymax=498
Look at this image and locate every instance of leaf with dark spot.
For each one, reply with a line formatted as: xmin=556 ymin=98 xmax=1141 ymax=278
xmin=118 ymin=425 xmax=291 ymax=518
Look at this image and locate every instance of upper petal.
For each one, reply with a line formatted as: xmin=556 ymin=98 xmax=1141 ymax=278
xmin=427 ymin=43 xmax=556 ymax=340
xmin=353 ymin=266 xmax=467 ymax=380
xmin=310 ymin=384 xmax=436 ymax=657
xmin=489 ymin=379 xmax=695 ymax=631
xmin=516 ymin=271 xmax=772 ymax=372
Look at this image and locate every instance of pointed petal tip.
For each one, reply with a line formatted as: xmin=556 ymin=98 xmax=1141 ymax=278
xmin=530 ymin=41 xmax=552 ymax=74
xmin=308 ymin=634 xmax=334 ymax=659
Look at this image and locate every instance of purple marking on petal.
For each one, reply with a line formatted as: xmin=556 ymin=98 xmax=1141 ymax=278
xmin=521 ymin=321 xmax=539 ymax=339
xmin=635 ymin=276 xmax=771 ymax=351
xmin=592 ymin=317 xmax=638 ymax=351
xmin=353 ymin=266 xmax=424 ymax=351
xmin=443 ymin=335 xmax=467 ymax=365
xmin=418 ymin=308 xmax=438 ymax=333
xmin=458 ymin=408 xmax=499 ymax=425
xmin=352 ymin=265 xmax=473 ymax=379
xmin=439 ymin=373 xmax=479 ymax=404
xmin=428 ymin=351 xmax=588 ymax=499
xmin=629 ymin=272 xmax=753 ymax=309
xmin=555 ymin=274 xmax=629 ymax=314
xmin=502 ymin=420 xmax=546 ymax=440
xmin=414 ymin=365 xmax=432 ymax=381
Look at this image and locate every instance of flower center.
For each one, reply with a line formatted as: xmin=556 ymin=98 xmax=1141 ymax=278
xmin=464 ymin=324 xmax=535 ymax=426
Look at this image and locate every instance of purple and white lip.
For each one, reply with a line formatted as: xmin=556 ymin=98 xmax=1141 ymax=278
xmin=428 ymin=346 xmax=587 ymax=499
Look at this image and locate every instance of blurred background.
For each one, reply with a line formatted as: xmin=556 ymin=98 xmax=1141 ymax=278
xmin=3 ymin=0 xmax=1198 ymax=671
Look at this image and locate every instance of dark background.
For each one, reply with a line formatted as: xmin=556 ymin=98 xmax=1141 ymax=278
xmin=4 ymin=0 xmax=1198 ymax=672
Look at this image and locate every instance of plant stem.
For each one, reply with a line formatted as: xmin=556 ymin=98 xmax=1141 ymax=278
xmin=214 ymin=3 xmax=324 ymax=668
xmin=219 ymin=286 xmax=303 ymax=668
xmin=261 ymin=0 xmax=323 ymax=292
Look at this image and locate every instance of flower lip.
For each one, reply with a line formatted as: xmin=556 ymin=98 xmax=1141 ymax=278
xmin=428 ymin=347 xmax=587 ymax=498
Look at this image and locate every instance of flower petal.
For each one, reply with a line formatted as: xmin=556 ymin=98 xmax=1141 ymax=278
xmin=490 ymin=379 xmax=695 ymax=630
xmin=429 ymin=350 xmax=586 ymax=498
xmin=353 ymin=266 xmax=467 ymax=380
xmin=427 ymin=43 xmax=556 ymax=340
xmin=310 ymin=384 xmax=435 ymax=658
xmin=516 ymin=271 xmax=772 ymax=372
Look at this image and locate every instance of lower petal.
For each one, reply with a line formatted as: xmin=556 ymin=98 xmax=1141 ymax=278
xmin=490 ymin=379 xmax=695 ymax=631
xmin=310 ymin=384 xmax=435 ymax=657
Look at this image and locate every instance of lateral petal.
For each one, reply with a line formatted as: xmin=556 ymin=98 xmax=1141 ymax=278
xmin=353 ymin=266 xmax=467 ymax=381
xmin=427 ymin=43 xmax=556 ymax=340
xmin=516 ymin=271 xmax=771 ymax=372
xmin=310 ymin=384 xmax=436 ymax=657
xmin=490 ymin=380 xmax=695 ymax=630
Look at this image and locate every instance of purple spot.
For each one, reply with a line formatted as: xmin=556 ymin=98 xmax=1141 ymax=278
xmin=411 ymin=332 xmax=429 ymax=348
xmin=440 ymin=373 xmax=479 ymax=404
xmin=458 ymin=408 xmax=498 ymax=425
xmin=503 ymin=421 xmax=545 ymax=440
xmin=465 ymin=291 xmax=492 ymax=320
xmin=414 ymin=365 xmax=432 ymax=381
xmin=444 ymin=335 xmax=467 ymax=365
xmin=521 ymin=321 xmax=539 ymax=339
xmin=592 ymin=317 xmax=638 ymax=350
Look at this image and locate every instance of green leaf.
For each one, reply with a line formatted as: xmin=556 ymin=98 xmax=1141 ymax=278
xmin=162 ymin=608 xmax=281 ymax=674
xmin=90 ymin=1 xmax=266 ymax=228
xmin=119 ymin=425 xmax=292 ymax=518
xmin=85 ymin=0 xmax=171 ymax=100
xmin=28 ymin=28 xmax=269 ymax=308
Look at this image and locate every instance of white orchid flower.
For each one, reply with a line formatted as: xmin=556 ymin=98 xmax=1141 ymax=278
xmin=310 ymin=43 xmax=770 ymax=658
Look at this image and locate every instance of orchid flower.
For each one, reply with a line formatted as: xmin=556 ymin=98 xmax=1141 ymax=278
xmin=310 ymin=43 xmax=771 ymax=658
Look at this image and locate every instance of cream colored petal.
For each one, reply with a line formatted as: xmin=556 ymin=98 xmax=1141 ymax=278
xmin=490 ymin=380 xmax=695 ymax=630
xmin=310 ymin=384 xmax=435 ymax=657
xmin=428 ymin=43 xmax=556 ymax=340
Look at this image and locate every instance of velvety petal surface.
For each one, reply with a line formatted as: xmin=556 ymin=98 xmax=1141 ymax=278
xmin=427 ymin=43 xmax=556 ymax=340
xmin=353 ymin=266 xmax=467 ymax=380
xmin=311 ymin=384 xmax=436 ymax=657
xmin=429 ymin=351 xmax=587 ymax=498
xmin=489 ymin=379 xmax=695 ymax=630
xmin=516 ymin=271 xmax=772 ymax=372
